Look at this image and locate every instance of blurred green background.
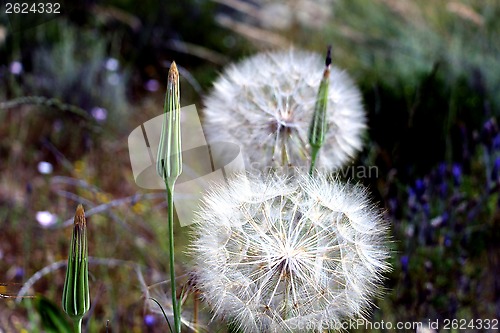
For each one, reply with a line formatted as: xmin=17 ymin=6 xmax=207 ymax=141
xmin=1 ymin=0 xmax=499 ymax=332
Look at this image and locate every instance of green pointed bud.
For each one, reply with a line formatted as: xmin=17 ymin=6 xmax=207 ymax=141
xmin=62 ymin=204 xmax=90 ymax=327
xmin=308 ymin=46 xmax=332 ymax=174
xmin=156 ymin=61 xmax=182 ymax=188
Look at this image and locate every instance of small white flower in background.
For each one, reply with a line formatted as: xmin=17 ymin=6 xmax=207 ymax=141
xmin=9 ymin=61 xmax=23 ymax=75
xmin=203 ymin=49 xmax=366 ymax=172
xmin=36 ymin=211 xmax=57 ymax=228
xmin=91 ymin=107 xmax=108 ymax=122
xmin=37 ymin=161 xmax=53 ymax=175
xmin=105 ymin=57 xmax=119 ymax=71
xmin=190 ymin=171 xmax=391 ymax=332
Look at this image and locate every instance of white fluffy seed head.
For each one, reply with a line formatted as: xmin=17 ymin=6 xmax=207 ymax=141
xmin=202 ymin=49 xmax=366 ymax=172
xmin=190 ymin=172 xmax=391 ymax=332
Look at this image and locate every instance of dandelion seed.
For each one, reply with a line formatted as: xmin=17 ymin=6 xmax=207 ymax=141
xmin=203 ymin=49 xmax=366 ymax=172
xmin=191 ymin=172 xmax=391 ymax=332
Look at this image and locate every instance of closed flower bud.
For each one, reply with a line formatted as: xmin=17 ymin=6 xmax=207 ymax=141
xmin=157 ymin=62 xmax=182 ymax=187
xmin=308 ymin=46 xmax=332 ymax=172
xmin=62 ymin=204 xmax=90 ymax=323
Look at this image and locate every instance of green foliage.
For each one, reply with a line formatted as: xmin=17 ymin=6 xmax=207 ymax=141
xmin=26 ymin=21 xmax=128 ymax=126
xmin=35 ymin=297 xmax=73 ymax=333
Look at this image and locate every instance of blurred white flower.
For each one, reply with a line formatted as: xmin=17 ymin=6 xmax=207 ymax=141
xmin=105 ymin=57 xmax=119 ymax=71
xmin=203 ymin=49 xmax=366 ymax=172
xmin=36 ymin=211 xmax=57 ymax=228
xmin=91 ymin=107 xmax=108 ymax=122
xmin=37 ymin=161 xmax=53 ymax=175
xmin=191 ymin=172 xmax=391 ymax=332
xmin=9 ymin=61 xmax=23 ymax=75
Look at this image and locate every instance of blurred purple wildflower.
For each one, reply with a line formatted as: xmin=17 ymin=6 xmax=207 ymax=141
xmin=400 ymin=255 xmax=409 ymax=273
xmin=422 ymin=202 xmax=430 ymax=217
xmin=444 ymin=235 xmax=452 ymax=247
xmin=414 ymin=178 xmax=426 ymax=201
xmin=491 ymin=157 xmax=500 ymax=181
xmin=438 ymin=182 xmax=448 ymax=198
xmin=493 ymin=135 xmax=500 ymax=150
xmin=481 ymin=117 xmax=499 ymax=151
xmin=9 ymin=61 xmax=23 ymax=75
xmin=451 ymin=164 xmax=461 ymax=186
xmin=144 ymin=314 xmax=156 ymax=327
xmin=441 ymin=212 xmax=449 ymax=224
xmin=145 ymin=79 xmax=160 ymax=92
xmin=91 ymin=107 xmax=108 ymax=122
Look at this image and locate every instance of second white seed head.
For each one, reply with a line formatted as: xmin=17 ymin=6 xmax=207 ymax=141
xmin=203 ymin=49 xmax=366 ymax=172
xmin=191 ymin=172 xmax=391 ymax=332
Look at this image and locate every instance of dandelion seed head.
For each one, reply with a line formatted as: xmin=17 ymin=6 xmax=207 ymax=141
xmin=191 ymin=172 xmax=391 ymax=332
xmin=203 ymin=49 xmax=366 ymax=172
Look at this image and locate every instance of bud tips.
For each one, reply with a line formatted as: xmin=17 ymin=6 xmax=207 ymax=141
xmin=308 ymin=47 xmax=332 ymax=173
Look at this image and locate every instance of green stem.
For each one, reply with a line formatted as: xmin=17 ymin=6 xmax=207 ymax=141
xmin=73 ymin=317 xmax=82 ymax=333
xmin=309 ymin=147 xmax=319 ymax=176
xmin=167 ymin=182 xmax=181 ymax=333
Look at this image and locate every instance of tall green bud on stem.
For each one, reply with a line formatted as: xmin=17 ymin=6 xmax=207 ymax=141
xmin=308 ymin=46 xmax=332 ymax=175
xmin=62 ymin=204 xmax=90 ymax=333
xmin=157 ymin=61 xmax=182 ymax=188
xmin=156 ymin=62 xmax=182 ymax=333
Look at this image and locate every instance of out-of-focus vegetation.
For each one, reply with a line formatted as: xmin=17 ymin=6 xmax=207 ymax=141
xmin=1 ymin=0 xmax=499 ymax=331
